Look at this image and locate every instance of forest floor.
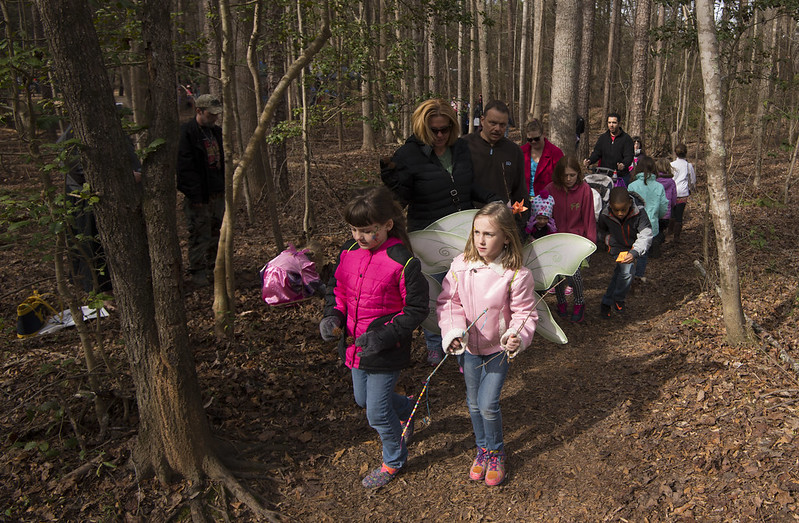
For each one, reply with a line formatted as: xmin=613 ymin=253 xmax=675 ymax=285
xmin=1 ymin=122 xmax=798 ymax=522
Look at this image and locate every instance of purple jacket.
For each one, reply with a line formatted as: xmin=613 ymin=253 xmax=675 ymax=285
xmin=656 ymin=176 xmax=678 ymax=219
xmin=324 ymin=237 xmax=428 ymax=371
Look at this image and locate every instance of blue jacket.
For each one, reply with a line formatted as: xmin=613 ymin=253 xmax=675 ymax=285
xmin=627 ymin=172 xmax=668 ymax=237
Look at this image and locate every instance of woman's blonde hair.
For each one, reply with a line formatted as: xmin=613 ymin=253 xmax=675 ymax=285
xmin=411 ymin=98 xmax=459 ymax=147
xmin=462 ymin=202 xmax=523 ymax=270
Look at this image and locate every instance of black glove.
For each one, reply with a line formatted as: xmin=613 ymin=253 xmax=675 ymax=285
xmin=319 ymin=316 xmax=341 ymax=341
xmin=355 ymin=331 xmax=380 ymax=358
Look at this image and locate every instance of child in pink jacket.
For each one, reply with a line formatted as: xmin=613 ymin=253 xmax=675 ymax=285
xmin=437 ymin=202 xmax=538 ymax=487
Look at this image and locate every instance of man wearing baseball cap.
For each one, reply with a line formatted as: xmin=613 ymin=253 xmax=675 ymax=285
xmin=177 ymin=94 xmax=225 ymax=288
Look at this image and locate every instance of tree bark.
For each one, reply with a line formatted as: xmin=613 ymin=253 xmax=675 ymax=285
xmin=629 ymin=0 xmax=651 ymax=138
xmin=518 ymin=0 xmax=531 ymax=129
xmin=602 ymin=0 xmax=620 ymax=118
xmin=549 ymin=0 xmax=580 ymax=154
xmin=476 ymin=0 xmax=491 ymax=102
xmin=695 ymin=0 xmax=749 ymax=345
xmin=529 ymin=0 xmax=545 ymax=119
xmin=753 ymin=9 xmax=777 ymax=188
xmin=34 ymin=0 xmax=216 ymax=485
xmin=577 ymin=0 xmax=594 ymax=159
xmin=359 ymin=0 xmax=376 ymax=150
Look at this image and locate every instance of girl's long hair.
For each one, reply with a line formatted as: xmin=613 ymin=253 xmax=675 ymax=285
xmin=551 ymin=154 xmax=585 ymax=190
xmin=656 ymin=157 xmax=674 ymax=178
xmin=632 ymin=155 xmax=657 ymax=184
xmin=344 ymin=186 xmax=413 ymax=253
xmin=462 ymin=202 xmax=523 ymax=270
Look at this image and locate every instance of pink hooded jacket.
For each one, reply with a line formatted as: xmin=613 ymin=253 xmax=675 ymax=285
xmin=437 ymin=253 xmax=538 ymax=357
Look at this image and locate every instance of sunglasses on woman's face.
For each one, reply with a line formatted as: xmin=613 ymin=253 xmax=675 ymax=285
xmin=430 ymin=126 xmax=451 ymax=135
xmin=527 ymin=135 xmax=542 ymax=143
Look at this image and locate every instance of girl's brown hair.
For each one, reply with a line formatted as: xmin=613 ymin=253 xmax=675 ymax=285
xmin=462 ymin=202 xmax=523 ymax=270
xmin=656 ymin=157 xmax=673 ymax=178
xmin=344 ymin=186 xmax=412 ymax=253
xmin=551 ymin=154 xmax=585 ymax=190
xmin=631 ymin=155 xmax=657 ymax=184
xmin=411 ymin=99 xmax=460 ymax=148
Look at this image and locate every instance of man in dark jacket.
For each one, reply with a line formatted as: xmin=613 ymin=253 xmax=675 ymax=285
xmin=463 ymin=100 xmax=529 ymax=235
xmin=584 ymin=112 xmax=635 ymax=184
xmin=177 ymin=94 xmax=225 ymax=287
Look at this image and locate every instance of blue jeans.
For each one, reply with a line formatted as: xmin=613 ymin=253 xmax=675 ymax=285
xmin=461 ymin=351 xmax=509 ymax=452
xmin=602 ymin=261 xmax=635 ymax=305
xmin=634 ymin=253 xmax=648 ymax=278
xmin=351 ymin=368 xmax=412 ymax=469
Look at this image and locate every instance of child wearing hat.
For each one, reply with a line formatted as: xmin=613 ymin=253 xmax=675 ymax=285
xmin=525 ymin=190 xmax=557 ymax=240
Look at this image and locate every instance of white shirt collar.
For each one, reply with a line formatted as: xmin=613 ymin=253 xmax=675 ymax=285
xmin=466 ymin=252 xmax=507 ymax=276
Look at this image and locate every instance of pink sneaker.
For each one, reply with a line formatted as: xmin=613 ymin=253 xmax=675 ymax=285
xmin=469 ymin=447 xmax=489 ymax=480
xmin=484 ymin=449 xmax=506 ymax=486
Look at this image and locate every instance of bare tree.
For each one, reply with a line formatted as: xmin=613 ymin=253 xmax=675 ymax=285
xmin=695 ymin=0 xmax=749 ymax=345
xmin=34 ymin=0 xmax=280 ymax=518
xmin=602 ymin=0 xmax=620 ymax=119
xmin=753 ymin=8 xmax=778 ymax=188
xmin=549 ymin=0 xmax=580 ymax=153
xmin=518 ymin=0 xmax=531 ymax=129
xmin=629 ymin=0 xmax=651 ymax=138
xmin=577 ymin=0 xmax=594 ymax=159
xmin=476 ymin=0 xmax=491 ymax=101
xmin=528 ymin=0 xmax=545 ymax=119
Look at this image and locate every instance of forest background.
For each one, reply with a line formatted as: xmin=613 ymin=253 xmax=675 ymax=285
xmin=0 ymin=0 xmax=798 ymax=521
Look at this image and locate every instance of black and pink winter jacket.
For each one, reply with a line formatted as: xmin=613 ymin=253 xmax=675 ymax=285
xmin=323 ymin=237 xmax=428 ymax=372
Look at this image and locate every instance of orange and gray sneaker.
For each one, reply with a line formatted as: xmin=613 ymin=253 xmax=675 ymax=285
xmin=469 ymin=447 xmax=489 ymax=480
xmin=484 ymin=449 xmax=507 ymax=486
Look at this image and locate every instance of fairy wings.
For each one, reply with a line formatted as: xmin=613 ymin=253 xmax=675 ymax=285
xmin=409 ymin=209 xmax=597 ymax=344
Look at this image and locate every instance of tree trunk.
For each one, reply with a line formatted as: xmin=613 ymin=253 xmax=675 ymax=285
xmin=602 ymin=0 xmax=620 ymax=118
xmin=359 ymin=0 xmax=376 ymax=150
xmin=549 ymin=0 xmax=580 ymax=154
xmin=468 ymin=0 xmax=477 ymax=133
xmin=695 ymin=0 xmax=749 ymax=345
xmin=518 ymin=0 xmax=531 ymax=129
xmin=529 ymin=0 xmax=545 ymax=119
xmin=629 ymin=0 xmax=650 ymax=138
xmin=32 ymin=1 xmax=258 ymax=503
xmin=577 ymin=0 xmax=594 ymax=159
xmin=650 ymin=3 xmax=666 ymax=149
xmin=476 ymin=0 xmax=491 ymax=102
xmin=264 ymin=1 xmax=290 ymax=199
xmin=753 ymin=9 xmax=777 ymax=188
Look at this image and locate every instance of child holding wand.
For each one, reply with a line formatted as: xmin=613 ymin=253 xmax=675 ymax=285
xmin=437 ymin=202 xmax=538 ymax=486
xmin=320 ymin=186 xmax=429 ymax=488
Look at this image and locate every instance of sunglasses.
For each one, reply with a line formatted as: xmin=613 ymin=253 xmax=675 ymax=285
xmin=430 ymin=126 xmax=451 ymax=135
xmin=527 ymin=136 xmax=542 ymax=143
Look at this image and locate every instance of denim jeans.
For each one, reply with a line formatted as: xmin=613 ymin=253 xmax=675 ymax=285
xmin=634 ymin=253 xmax=648 ymax=278
xmin=351 ymin=368 xmax=412 ymax=469
xmin=602 ymin=261 xmax=635 ymax=305
xmin=461 ymin=351 xmax=509 ymax=452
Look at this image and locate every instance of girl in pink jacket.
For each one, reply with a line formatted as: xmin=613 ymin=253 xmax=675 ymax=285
xmin=544 ymin=155 xmax=596 ymax=323
xmin=437 ymin=202 xmax=538 ymax=487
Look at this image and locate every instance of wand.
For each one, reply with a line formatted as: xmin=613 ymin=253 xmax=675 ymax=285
xmin=400 ymin=307 xmax=489 ymax=442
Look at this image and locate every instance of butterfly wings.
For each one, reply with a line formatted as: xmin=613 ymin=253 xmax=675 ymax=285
xmin=410 ymin=211 xmax=596 ymax=345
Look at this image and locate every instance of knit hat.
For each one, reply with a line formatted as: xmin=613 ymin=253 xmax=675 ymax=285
xmin=532 ymin=191 xmax=554 ymax=219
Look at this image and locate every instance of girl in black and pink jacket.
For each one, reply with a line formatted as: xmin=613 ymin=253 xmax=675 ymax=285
xmin=320 ymin=186 xmax=428 ymax=489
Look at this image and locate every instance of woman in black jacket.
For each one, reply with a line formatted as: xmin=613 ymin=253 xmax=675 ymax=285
xmin=381 ymin=98 xmax=495 ymax=364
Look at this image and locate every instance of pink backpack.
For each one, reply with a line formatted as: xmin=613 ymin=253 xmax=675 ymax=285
xmin=260 ymin=244 xmax=322 ymax=306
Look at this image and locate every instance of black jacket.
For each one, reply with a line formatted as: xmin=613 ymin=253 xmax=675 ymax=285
xmin=587 ymin=129 xmax=635 ymax=177
xmin=382 ymin=135 xmax=496 ymax=231
xmin=177 ymin=118 xmax=225 ymax=204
